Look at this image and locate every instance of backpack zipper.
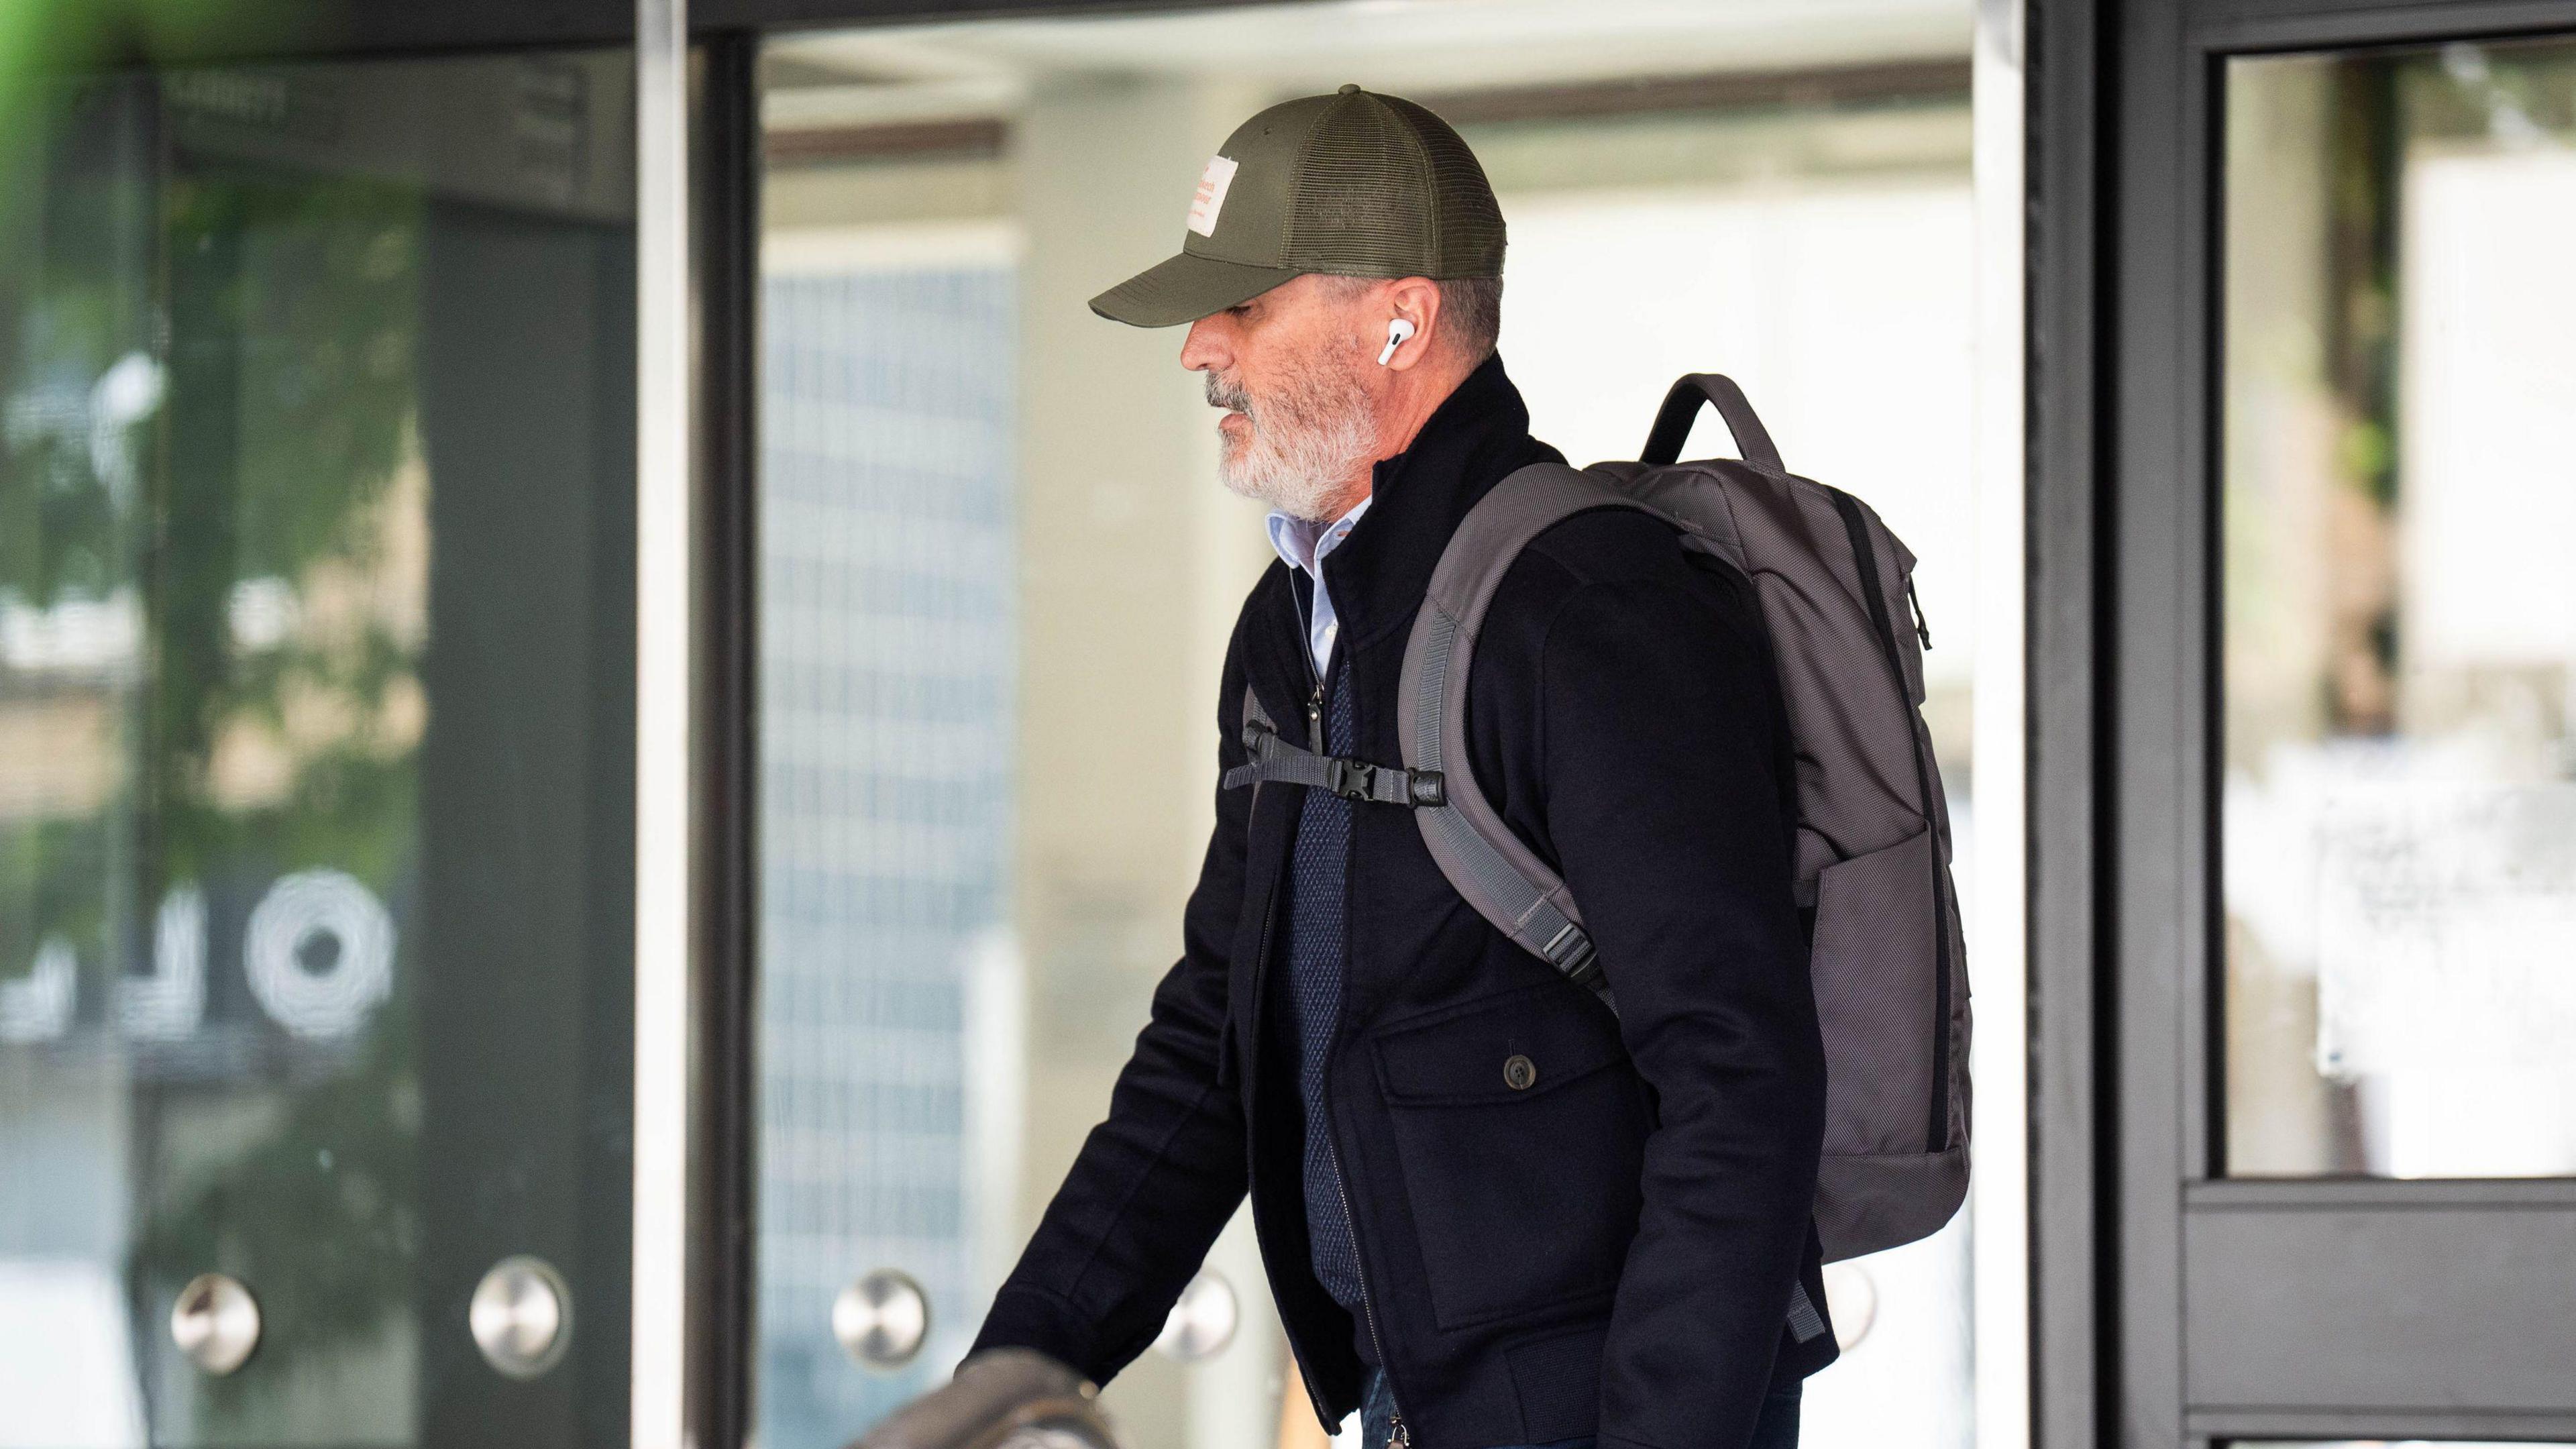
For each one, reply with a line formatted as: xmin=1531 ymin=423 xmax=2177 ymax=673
xmin=1827 ymin=489 xmax=1953 ymax=1155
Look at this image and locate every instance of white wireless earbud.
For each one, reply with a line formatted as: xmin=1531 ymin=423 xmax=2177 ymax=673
xmin=1377 ymin=317 xmax=1416 ymax=366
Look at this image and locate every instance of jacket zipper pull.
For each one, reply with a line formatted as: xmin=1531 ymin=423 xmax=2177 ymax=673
xmin=1307 ymin=681 xmax=1326 ymax=751
xmin=1389 ymin=1410 xmax=1410 ymax=1448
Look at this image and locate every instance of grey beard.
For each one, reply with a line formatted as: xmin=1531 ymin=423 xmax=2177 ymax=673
xmin=1209 ymin=358 xmax=1377 ymax=523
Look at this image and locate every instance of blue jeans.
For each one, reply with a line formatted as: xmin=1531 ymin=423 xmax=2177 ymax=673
xmin=1357 ymin=1370 xmax=1801 ymax=1449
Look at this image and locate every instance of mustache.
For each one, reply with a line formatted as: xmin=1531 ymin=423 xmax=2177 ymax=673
xmin=1204 ymin=372 xmax=1253 ymax=415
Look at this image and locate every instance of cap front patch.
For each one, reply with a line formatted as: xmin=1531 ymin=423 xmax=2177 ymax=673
xmin=1185 ymin=154 xmax=1239 ymax=237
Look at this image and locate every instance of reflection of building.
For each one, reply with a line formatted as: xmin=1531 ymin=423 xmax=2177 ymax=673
xmin=755 ymin=258 xmax=1018 ymax=1448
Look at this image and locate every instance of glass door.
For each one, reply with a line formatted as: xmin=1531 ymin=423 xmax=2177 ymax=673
xmin=2098 ymin=1 xmax=2576 ymax=1443
xmin=0 ymin=46 xmax=642 ymax=1449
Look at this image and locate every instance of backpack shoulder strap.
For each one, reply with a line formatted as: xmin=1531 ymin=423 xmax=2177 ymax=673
xmin=1397 ymin=460 xmax=1661 ymax=1010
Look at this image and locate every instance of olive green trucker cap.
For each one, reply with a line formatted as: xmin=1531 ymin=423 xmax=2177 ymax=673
xmin=1089 ymin=83 xmax=1505 ymax=328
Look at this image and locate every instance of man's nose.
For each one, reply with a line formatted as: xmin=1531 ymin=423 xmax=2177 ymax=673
xmin=1179 ymin=317 xmax=1225 ymax=372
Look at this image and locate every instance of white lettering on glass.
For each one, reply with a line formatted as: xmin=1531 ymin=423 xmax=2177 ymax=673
xmin=243 ymin=869 xmax=394 ymax=1040
xmin=0 ymin=936 xmax=76 ymax=1042
xmin=1 ymin=874 xmax=400 ymax=1048
xmin=119 ymin=886 xmax=205 ymax=1040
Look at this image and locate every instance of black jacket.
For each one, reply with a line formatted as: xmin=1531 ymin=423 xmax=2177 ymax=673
xmin=969 ymin=354 xmax=1835 ymax=1449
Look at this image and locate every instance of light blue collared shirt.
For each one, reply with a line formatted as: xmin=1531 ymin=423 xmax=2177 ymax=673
xmin=1265 ymin=494 xmax=1373 ymax=678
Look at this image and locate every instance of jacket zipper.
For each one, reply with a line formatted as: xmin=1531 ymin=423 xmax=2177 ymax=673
xmin=1328 ymin=1126 xmax=1408 ymax=1446
xmin=1305 ymin=633 xmax=1409 ymax=1448
xmin=1298 ymin=575 xmax=1410 ymax=1446
xmin=1297 ymin=567 xmax=1326 ymax=741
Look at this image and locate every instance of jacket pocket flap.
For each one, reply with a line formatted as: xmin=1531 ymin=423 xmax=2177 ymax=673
xmin=1373 ymin=984 xmax=1627 ymax=1104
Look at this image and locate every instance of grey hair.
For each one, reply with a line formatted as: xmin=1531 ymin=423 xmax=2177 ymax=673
xmin=1316 ymin=272 xmax=1504 ymax=364
xmin=1435 ymin=275 xmax=1503 ymax=364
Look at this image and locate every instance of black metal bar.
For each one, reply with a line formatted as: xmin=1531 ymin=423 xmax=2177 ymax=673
xmin=691 ymin=30 xmax=763 ymax=1449
xmin=2186 ymin=1177 xmax=2576 ymax=1212
xmin=704 ymin=0 xmax=1302 ymax=38
xmin=2190 ymin=1407 xmax=2576 ymax=1442
xmin=2188 ymin=0 xmax=2576 ymax=50
xmin=17 ymin=0 xmax=1295 ymax=70
xmin=2025 ymin=3 xmax=2114 ymax=1447
xmin=2111 ymin=3 xmax=2198 ymax=1442
xmin=19 ymin=0 xmax=633 ymax=69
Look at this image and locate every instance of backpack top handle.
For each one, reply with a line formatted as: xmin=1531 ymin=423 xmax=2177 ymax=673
xmin=1639 ymin=372 xmax=1784 ymax=472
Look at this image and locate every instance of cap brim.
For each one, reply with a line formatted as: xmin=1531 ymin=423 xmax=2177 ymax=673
xmin=1089 ymin=250 xmax=1301 ymax=327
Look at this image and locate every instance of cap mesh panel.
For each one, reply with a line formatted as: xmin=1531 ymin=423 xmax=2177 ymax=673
xmin=1285 ymin=95 xmax=1435 ymax=275
xmin=1384 ymin=96 xmax=1507 ymax=276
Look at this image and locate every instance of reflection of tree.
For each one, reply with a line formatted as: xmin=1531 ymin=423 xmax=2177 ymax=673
xmin=0 ymin=80 xmax=148 ymax=1057
xmin=138 ymin=156 xmax=429 ymax=1439
xmin=133 ymin=1018 xmax=421 ymax=1420
xmin=2 ymin=76 xmax=433 ymax=1438
xmin=146 ymin=158 xmax=423 ymax=880
xmin=0 ymin=78 xmax=154 ymax=606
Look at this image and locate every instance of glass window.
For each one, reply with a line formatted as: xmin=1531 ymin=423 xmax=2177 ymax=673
xmin=2221 ymin=38 xmax=2576 ymax=1179
xmin=1 ymin=52 xmax=638 ymax=1446
xmin=755 ymin=5 xmax=1986 ymax=1446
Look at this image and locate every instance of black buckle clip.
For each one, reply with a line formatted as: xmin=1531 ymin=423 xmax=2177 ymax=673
xmin=1322 ymin=757 xmax=1375 ymax=801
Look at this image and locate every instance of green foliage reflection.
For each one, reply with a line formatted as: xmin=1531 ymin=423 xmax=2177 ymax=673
xmin=1 ymin=73 xmax=431 ymax=1443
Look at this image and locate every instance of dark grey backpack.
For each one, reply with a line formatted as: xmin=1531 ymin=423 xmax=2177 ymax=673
xmin=1229 ymin=374 xmax=1970 ymax=1263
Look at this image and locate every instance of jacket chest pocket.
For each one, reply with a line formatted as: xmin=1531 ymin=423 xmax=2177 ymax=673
xmin=1371 ymin=985 xmax=1648 ymax=1330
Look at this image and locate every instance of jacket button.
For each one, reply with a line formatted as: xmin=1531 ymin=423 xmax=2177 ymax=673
xmin=1502 ymin=1054 xmax=1538 ymax=1091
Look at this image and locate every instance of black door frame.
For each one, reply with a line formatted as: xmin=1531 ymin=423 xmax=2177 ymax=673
xmin=2030 ymin=1 xmax=2576 ymax=1446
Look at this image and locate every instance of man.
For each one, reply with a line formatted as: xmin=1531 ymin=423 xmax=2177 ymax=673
xmin=965 ymin=85 xmax=1833 ymax=1449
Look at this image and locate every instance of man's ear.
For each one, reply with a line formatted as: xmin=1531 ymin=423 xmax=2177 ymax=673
xmin=1381 ymin=276 xmax=1443 ymax=373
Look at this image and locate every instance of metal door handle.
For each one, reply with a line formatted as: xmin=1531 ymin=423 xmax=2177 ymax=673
xmin=171 ymin=1273 xmax=261 ymax=1376
xmin=471 ymin=1255 xmax=572 ymax=1379
xmin=835 ymin=1269 xmax=930 ymax=1370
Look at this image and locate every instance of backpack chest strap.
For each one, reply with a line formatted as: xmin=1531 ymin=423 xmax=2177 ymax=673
xmin=1224 ymin=706 xmax=1447 ymax=808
